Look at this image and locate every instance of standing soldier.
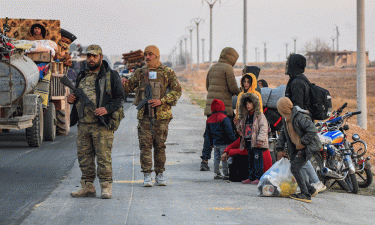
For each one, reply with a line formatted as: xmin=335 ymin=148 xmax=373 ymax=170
xmin=122 ymin=45 xmax=182 ymax=187
xmin=68 ymin=45 xmax=125 ymax=199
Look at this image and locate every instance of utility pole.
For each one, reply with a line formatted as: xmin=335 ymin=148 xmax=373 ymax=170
xmin=357 ymin=0 xmax=367 ymax=129
xmin=263 ymin=42 xmax=267 ymax=63
xmin=336 ymin=25 xmax=340 ymax=52
xmin=204 ymin=0 xmax=220 ymax=68
xmin=186 ymin=26 xmax=195 ymax=70
xmin=183 ymin=35 xmax=188 ymax=69
xmin=292 ymin=37 xmax=297 ymax=53
xmin=255 ymin=47 xmax=258 ymax=62
xmin=202 ymin=38 xmax=205 ymax=64
xmin=179 ymin=39 xmax=183 ymax=66
xmin=331 ymin=37 xmax=335 ymax=51
xmin=285 ymin=43 xmax=289 ymax=60
xmin=243 ymin=0 xmax=247 ymax=68
xmin=192 ymin=18 xmax=204 ymax=72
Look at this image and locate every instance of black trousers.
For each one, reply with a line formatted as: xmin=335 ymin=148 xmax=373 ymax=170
xmin=290 ymin=150 xmax=314 ymax=195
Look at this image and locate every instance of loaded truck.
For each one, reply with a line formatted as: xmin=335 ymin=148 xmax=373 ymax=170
xmin=0 ymin=18 xmax=76 ymax=147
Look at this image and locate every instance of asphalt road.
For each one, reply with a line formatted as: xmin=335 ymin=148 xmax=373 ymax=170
xmin=2 ymin=95 xmax=375 ymax=225
xmin=0 ymin=102 xmax=133 ymax=225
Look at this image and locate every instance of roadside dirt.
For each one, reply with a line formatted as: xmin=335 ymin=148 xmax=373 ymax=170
xmin=177 ymin=66 xmax=375 ymax=196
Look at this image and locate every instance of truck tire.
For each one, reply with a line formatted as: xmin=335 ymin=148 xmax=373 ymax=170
xmin=56 ymin=101 xmax=70 ymax=135
xmin=26 ymin=102 xmax=44 ymax=147
xmin=43 ymin=102 xmax=56 ymax=141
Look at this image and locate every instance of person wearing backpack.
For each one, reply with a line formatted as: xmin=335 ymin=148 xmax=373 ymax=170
xmin=284 ymin=53 xmax=327 ymax=194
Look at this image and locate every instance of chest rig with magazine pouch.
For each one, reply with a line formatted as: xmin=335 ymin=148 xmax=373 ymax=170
xmin=134 ymin=66 xmax=168 ymax=108
xmin=98 ymin=71 xmax=125 ymax=131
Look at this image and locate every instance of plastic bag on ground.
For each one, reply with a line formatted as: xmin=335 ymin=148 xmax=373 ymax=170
xmin=257 ymin=157 xmax=297 ymax=197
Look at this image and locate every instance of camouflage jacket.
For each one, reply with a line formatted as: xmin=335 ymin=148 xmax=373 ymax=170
xmin=124 ymin=64 xmax=182 ymax=120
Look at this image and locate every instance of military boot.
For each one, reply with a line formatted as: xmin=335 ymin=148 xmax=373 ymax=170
xmin=100 ymin=182 xmax=112 ymax=199
xmin=70 ymin=181 xmax=96 ymax=198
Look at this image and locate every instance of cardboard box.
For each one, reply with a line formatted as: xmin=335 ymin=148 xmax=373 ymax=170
xmin=26 ymin=51 xmax=51 ymax=63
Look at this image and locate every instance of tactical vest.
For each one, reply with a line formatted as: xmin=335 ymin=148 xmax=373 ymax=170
xmin=134 ymin=65 xmax=168 ymax=106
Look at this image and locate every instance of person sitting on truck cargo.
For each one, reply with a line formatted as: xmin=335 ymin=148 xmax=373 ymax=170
xmin=26 ymin=22 xmax=46 ymax=41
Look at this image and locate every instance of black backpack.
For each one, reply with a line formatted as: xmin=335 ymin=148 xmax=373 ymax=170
xmin=300 ymin=76 xmax=332 ymax=120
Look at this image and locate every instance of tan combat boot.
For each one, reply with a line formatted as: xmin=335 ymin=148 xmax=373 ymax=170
xmin=100 ymin=182 xmax=112 ymax=199
xmin=70 ymin=181 xmax=96 ymax=198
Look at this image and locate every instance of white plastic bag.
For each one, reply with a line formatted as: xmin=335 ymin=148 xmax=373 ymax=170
xmin=257 ymin=158 xmax=297 ymax=197
xmin=28 ymin=40 xmax=58 ymax=56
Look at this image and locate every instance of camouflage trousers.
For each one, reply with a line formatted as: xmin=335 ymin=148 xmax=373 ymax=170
xmin=138 ymin=117 xmax=170 ymax=174
xmin=77 ymin=123 xmax=114 ymax=183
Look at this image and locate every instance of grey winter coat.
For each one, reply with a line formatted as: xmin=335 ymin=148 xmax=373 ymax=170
xmin=275 ymin=106 xmax=322 ymax=160
xmin=204 ymin=47 xmax=240 ymax=116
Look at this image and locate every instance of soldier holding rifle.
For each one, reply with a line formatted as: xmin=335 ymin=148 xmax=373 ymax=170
xmin=122 ymin=45 xmax=181 ymax=187
xmin=67 ymin=45 xmax=125 ymax=199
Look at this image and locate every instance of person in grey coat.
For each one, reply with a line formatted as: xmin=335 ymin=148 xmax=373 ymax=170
xmin=276 ymin=97 xmax=322 ymax=203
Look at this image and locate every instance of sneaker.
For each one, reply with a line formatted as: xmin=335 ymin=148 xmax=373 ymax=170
xmin=143 ymin=173 xmax=153 ymax=187
xmin=309 ymin=186 xmax=318 ymax=197
xmin=242 ymin=179 xmax=252 ymax=184
xmin=214 ymin=173 xmax=223 ymax=179
xmin=290 ymin=193 xmax=312 ymax=203
xmin=155 ymin=173 xmax=167 ymax=186
xmin=250 ymin=179 xmax=260 ymax=185
xmin=295 ymin=186 xmax=301 ymax=194
xmin=312 ymin=181 xmax=327 ymax=193
xmin=200 ymin=161 xmax=210 ymax=171
xmin=222 ymin=175 xmax=230 ymax=180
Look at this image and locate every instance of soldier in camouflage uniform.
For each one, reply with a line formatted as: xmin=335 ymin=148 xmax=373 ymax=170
xmin=68 ymin=45 xmax=125 ymax=199
xmin=122 ymin=45 xmax=181 ymax=187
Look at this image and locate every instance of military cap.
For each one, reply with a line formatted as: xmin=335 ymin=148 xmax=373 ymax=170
xmin=86 ymin=44 xmax=102 ymax=55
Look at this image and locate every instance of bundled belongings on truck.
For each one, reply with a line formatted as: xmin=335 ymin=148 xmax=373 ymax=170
xmin=122 ymin=49 xmax=144 ymax=69
xmin=261 ymin=85 xmax=286 ymax=132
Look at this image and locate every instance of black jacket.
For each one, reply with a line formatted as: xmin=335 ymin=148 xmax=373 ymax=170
xmin=70 ymin=60 xmax=125 ymax=127
xmin=285 ymin=54 xmax=311 ymax=113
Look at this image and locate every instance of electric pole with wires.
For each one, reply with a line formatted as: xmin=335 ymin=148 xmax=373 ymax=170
xmin=191 ymin=18 xmax=204 ymax=72
xmin=203 ymin=0 xmax=220 ymax=69
xmin=186 ymin=26 xmax=195 ymax=70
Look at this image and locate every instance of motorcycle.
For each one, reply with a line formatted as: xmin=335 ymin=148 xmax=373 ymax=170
xmin=310 ymin=104 xmax=367 ymax=194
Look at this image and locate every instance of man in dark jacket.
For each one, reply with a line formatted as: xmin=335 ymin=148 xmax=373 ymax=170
xmin=276 ymin=97 xmax=322 ymax=203
xmin=68 ymin=45 xmax=125 ymax=199
xmin=285 ymin=54 xmax=311 ymax=112
xmin=284 ymin=53 xmax=327 ymax=194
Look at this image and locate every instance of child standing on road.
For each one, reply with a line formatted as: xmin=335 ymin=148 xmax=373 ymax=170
xmin=236 ymin=93 xmax=269 ymax=184
xmin=202 ymin=99 xmax=237 ymax=179
xmin=275 ymin=97 xmax=322 ymax=203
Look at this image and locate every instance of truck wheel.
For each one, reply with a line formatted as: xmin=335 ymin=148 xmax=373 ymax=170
xmin=43 ymin=102 xmax=56 ymax=141
xmin=56 ymin=101 xmax=70 ymax=135
xmin=26 ymin=102 xmax=44 ymax=147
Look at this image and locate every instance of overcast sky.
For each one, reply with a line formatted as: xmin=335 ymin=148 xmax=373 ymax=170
xmin=1 ymin=0 xmax=374 ymax=63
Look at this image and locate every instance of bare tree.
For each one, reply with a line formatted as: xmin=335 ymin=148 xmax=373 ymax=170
xmin=303 ymin=38 xmax=332 ymax=69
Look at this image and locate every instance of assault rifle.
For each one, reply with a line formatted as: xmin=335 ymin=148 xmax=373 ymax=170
xmin=136 ymin=84 xmax=154 ymax=135
xmin=60 ymin=75 xmax=109 ymax=129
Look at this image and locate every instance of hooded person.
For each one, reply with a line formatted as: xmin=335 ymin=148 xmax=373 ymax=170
xmin=27 ymin=22 xmax=47 ymax=40
xmin=243 ymin=66 xmax=261 ymax=93
xmin=285 ymin=54 xmax=311 ymax=113
xmin=201 ymin=99 xmax=236 ymax=178
xmin=275 ymin=97 xmax=322 ymax=203
xmin=204 ymin=47 xmax=240 ymax=118
xmin=121 ymin=44 xmax=182 ymax=187
xmin=258 ymin=79 xmax=268 ymax=88
xmin=235 ymin=73 xmax=263 ymax=120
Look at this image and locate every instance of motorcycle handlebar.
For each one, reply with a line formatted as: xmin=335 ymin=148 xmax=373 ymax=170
xmin=338 ymin=102 xmax=348 ymax=112
xmin=352 ymin=111 xmax=362 ymax=116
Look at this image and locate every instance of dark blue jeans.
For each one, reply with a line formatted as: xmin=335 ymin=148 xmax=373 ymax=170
xmin=291 ymin=150 xmax=314 ymax=195
xmin=247 ymin=147 xmax=264 ymax=180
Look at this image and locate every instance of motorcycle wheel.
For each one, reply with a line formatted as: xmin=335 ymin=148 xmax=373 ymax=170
xmin=338 ymin=173 xmax=359 ymax=194
xmin=356 ymin=168 xmax=373 ymax=188
xmin=309 ymin=152 xmax=324 ymax=182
